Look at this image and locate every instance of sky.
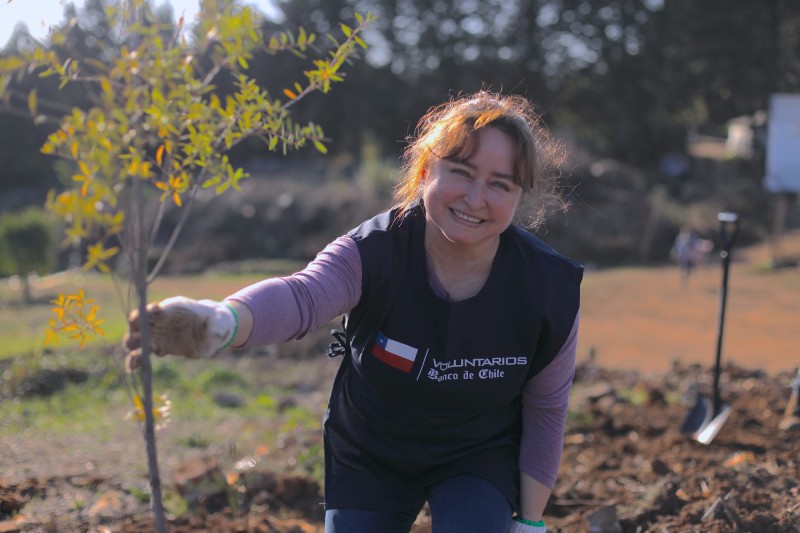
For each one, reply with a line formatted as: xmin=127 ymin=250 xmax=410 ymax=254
xmin=0 ymin=1 xmax=272 ymax=45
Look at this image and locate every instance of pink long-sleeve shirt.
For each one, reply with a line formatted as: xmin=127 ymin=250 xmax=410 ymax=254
xmin=227 ymin=235 xmax=578 ymax=489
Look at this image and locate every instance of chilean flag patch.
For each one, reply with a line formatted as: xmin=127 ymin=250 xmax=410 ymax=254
xmin=372 ymin=332 xmax=418 ymax=373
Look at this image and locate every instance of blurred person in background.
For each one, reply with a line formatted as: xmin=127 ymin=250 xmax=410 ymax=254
xmin=125 ymin=91 xmax=583 ymax=533
xmin=671 ymin=226 xmax=712 ymax=286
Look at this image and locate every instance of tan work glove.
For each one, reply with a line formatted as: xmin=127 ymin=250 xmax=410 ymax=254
xmin=124 ymin=296 xmax=238 ymax=371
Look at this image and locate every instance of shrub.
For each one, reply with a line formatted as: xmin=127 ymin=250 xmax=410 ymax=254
xmin=0 ymin=207 xmax=57 ymax=302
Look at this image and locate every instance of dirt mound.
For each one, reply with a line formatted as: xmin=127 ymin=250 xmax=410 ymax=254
xmin=3 ymin=361 xmax=798 ymax=533
xmin=550 ymin=362 xmax=800 ymax=532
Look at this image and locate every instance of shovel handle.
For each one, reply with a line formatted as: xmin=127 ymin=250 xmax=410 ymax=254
xmin=712 ymin=212 xmax=740 ymax=416
xmin=718 ymin=212 xmax=740 ymax=254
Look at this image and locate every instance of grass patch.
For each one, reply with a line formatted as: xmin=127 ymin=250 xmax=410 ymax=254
xmin=0 ymin=381 xmax=128 ymax=436
xmin=0 ymin=268 xmax=335 ymax=487
xmin=0 ymin=343 xmax=308 ymax=443
xmin=197 ymin=367 xmax=250 ymax=391
xmin=617 ymin=385 xmax=650 ymax=406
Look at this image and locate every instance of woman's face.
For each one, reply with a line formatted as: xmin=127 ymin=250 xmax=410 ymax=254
xmin=423 ymin=126 xmax=522 ymax=251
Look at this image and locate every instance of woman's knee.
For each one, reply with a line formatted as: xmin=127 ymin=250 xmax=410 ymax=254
xmin=426 ymin=475 xmax=513 ymax=533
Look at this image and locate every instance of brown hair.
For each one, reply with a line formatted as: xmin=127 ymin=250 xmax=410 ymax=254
xmin=393 ymin=90 xmax=567 ymax=229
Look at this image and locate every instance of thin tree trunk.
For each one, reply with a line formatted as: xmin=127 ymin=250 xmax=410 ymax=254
xmin=132 ymin=168 xmax=168 ymax=533
xmin=124 ymin=3 xmax=168 ymax=527
xmin=22 ymin=275 xmax=32 ymax=305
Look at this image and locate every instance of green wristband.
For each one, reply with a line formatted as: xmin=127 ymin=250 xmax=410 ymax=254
xmin=220 ymin=302 xmax=239 ymax=350
xmin=514 ymin=517 xmax=545 ymax=527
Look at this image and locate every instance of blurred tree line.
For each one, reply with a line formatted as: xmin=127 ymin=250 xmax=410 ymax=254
xmin=1 ymin=0 xmax=799 ymax=210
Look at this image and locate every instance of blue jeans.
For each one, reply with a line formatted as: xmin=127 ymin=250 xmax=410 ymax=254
xmin=324 ymin=474 xmax=513 ymax=533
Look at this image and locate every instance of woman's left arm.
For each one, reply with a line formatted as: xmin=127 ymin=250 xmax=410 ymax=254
xmin=517 ymin=313 xmax=580 ymax=523
xmin=519 ymin=472 xmax=552 ymax=521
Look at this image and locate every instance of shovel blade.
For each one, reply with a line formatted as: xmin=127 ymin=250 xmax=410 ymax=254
xmin=681 ymin=396 xmax=712 ymax=436
xmin=695 ymin=403 xmax=732 ymax=444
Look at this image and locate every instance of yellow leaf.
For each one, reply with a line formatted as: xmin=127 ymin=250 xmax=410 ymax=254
xmin=44 ymin=329 xmax=58 ymax=346
xmin=283 ymin=88 xmax=297 ymax=100
xmin=156 ymin=144 xmax=165 ymax=165
xmin=27 ymin=89 xmax=37 ymax=115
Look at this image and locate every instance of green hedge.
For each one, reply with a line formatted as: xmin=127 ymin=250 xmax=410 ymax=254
xmin=0 ymin=207 xmax=57 ymax=278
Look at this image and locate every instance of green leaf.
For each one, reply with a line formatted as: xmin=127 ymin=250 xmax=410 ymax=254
xmin=313 ymin=140 xmax=328 ymax=154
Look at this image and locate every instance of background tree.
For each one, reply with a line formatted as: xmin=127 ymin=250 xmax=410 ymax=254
xmin=0 ymin=0 xmax=373 ymax=530
xmin=0 ymin=207 xmax=57 ymax=303
xmin=4 ymin=0 xmax=800 ymax=199
xmin=2 ymin=0 xmax=800 ymax=270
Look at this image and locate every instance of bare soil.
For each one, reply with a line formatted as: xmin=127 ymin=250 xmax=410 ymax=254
xmin=2 ymin=233 xmax=799 ymax=533
xmin=577 ymin=231 xmax=800 ymax=375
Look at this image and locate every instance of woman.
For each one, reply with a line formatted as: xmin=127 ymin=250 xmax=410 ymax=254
xmin=126 ymin=91 xmax=583 ymax=533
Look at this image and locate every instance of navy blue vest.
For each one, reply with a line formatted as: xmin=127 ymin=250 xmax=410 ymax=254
xmin=322 ymin=205 xmax=582 ymax=513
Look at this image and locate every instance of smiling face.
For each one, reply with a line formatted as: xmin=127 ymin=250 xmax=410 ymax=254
xmin=423 ymin=126 xmax=522 ymax=253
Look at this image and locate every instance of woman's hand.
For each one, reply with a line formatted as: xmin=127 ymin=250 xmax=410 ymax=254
xmin=124 ymin=297 xmax=238 ymax=370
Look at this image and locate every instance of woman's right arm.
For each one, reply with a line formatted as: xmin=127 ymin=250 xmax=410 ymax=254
xmin=225 ymin=235 xmax=362 ymax=348
xmin=124 ymin=236 xmax=362 ymax=366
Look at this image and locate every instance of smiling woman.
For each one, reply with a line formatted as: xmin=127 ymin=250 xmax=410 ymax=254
xmin=125 ymin=91 xmax=582 ymax=533
xmin=421 ymin=127 xmax=522 ymax=299
xmin=395 ymin=92 xmax=567 ymax=230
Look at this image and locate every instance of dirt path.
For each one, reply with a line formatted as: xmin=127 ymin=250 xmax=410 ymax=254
xmin=577 ymin=230 xmax=800 ymax=374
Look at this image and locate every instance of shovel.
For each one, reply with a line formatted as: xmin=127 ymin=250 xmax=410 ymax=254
xmin=680 ymin=212 xmax=740 ymax=444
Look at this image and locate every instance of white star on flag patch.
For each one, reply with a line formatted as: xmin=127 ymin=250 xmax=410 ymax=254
xmin=372 ymin=332 xmax=418 ymax=372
